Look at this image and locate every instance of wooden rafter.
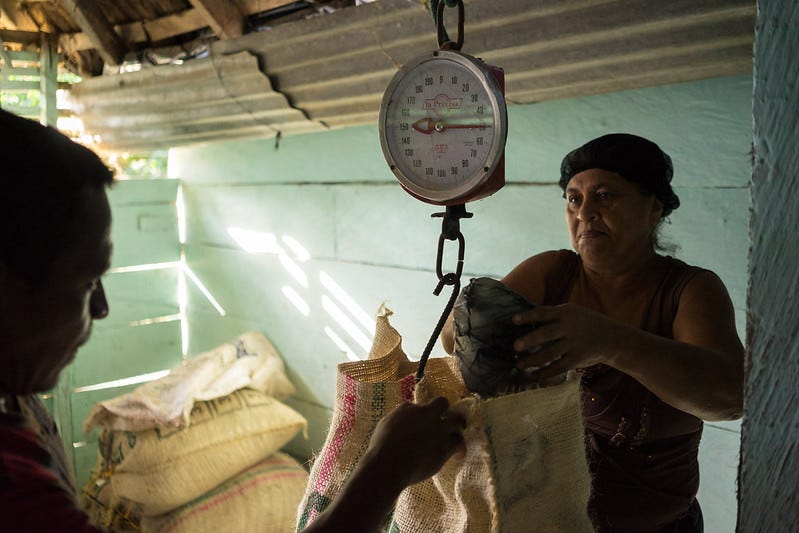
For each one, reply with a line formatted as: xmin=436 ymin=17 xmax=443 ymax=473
xmin=0 ymin=29 xmax=42 ymax=46
xmin=189 ymin=0 xmax=244 ymax=40
xmin=0 ymin=0 xmax=41 ymax=32
xmin=59 ymin=0 xmax=299 ymax=54
xmin=56 ymin=0 xmax=126 ymax=65
xmin=59 ymin=9 xmax=206 ymax=54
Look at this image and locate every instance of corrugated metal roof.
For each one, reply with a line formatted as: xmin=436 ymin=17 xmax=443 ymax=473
xmin=69 ymin=51 xmax=326 ymax=150
xmin=69 ymin=0 xmax=755 ymax=152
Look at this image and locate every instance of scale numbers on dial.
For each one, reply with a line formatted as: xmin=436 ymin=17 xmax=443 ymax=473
xmin=383 ymin=56 xmax=498 ymax=194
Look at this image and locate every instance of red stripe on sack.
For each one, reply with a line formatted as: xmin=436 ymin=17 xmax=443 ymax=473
xmin=160 ymin=470 xmax=306 ymax=533
xmin=313 ymin=373 xmax=358 ymax=493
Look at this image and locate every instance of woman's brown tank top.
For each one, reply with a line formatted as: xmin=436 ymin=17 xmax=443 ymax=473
xmin=544 ymin=250 xmax=707 ymax=532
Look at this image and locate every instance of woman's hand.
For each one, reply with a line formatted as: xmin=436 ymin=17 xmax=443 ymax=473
xmin=511 ymin=303 xmax=632 ymax=381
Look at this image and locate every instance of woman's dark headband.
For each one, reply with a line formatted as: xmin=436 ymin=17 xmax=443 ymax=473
xmin=559 ymin=133 xmax=680 ymax=217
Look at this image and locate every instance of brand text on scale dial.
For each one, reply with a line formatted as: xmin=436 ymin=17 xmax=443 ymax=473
xmin=389 ymin=67 xmax=495 ymax=190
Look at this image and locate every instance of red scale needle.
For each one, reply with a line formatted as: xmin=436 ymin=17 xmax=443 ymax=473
xmin=411 ymin=117 xmax=490 ymax=134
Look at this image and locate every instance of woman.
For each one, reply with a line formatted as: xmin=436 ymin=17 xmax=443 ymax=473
xmin=443 ymin=133 xmax=744 ymax=532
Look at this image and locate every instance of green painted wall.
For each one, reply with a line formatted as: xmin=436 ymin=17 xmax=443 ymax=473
xmin=56 ymin=179 xmax=182 ymax=489
xmin=63 ymin=74 xmax=750 ymax=530
xmin=169 ymin=74 xmax=752 ymax=532
xmin=171 ymin=74 xmax=751 ymax=532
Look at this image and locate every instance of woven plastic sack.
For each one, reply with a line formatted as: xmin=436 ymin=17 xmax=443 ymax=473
xmin=296 ymin=307 xmax=593 ymax=532
xmin=94 ymin=388 xmax=307 ymax=516
xmin=84 ymin=331 xmax=296 ymax=432
xmin=142 ymin=452 xmax=308 ymax=533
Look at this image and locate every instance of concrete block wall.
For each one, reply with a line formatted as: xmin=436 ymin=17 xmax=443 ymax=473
xmin=738 ymin=0 xmax=799 ymax=529
xmin=169 ymin=74 xmax=752 ymax=532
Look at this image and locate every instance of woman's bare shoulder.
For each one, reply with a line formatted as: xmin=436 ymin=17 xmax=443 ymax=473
xmin=501 ymin=250 xmax=574 ymax=303
xmin=503 ymin=250 xmax=573 ymax=280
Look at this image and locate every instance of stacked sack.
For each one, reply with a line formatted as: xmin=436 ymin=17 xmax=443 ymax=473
xmin=81 ymin=332 xmax=309 ymax=533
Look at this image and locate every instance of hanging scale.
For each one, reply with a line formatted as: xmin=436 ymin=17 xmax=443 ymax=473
xmin=378 ymin=0 xmax=508 ymax=380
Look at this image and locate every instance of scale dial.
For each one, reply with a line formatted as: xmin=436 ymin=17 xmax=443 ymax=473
xmin=379 ymin=49 xmax=507 ymax=205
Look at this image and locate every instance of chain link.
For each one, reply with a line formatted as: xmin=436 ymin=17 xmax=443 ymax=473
xmin=434 ymin=0 xmax=464 ymax=51
xmin=416 ymin=204 xmax=472 ymax=382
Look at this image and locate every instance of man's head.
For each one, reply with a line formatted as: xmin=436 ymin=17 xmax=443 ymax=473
xmin=0 ymin=110 xmax=114 ymax=394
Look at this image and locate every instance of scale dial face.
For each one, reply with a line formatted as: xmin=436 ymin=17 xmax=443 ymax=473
xmin=379 ymin=50 xmax=507 ymax=204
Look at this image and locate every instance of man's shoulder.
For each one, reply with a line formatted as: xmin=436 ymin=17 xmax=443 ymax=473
xmin=0 ymin=416 xmax=102 ymax=532
xmin=0 ymin=412 xmax=59 ymax=489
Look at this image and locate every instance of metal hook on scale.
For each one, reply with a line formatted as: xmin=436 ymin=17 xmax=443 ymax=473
xmin=377 ymin=0 xmax=507 ymax=382
xmin=415 ymin=203 xmax=472 ymax=382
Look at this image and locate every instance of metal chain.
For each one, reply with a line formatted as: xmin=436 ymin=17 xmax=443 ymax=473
xmin=415 ymin=204 xmax=472 ymax=382
xmin=415 ymin=0 xmax=468 ymax=381
xmin=433 ymin=0 xmax=464 ymax=51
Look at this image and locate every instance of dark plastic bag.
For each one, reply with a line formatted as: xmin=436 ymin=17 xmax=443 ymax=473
xmin=453 ymin=277 xmax=539 ymax=396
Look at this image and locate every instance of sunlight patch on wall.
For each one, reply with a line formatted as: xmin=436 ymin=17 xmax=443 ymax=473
xmin=107 ymin=260 xmax=224 ymax=318
xmin=322 ymin=295 xmax=372 ymax=354
xmin=319 ymin=271 xmax=376 ymax=335
xmin=227 ymin=226 xmax=375 ymax=360
xmin=281 ymin=236 xmax=311 ymax=262
xmin=73 ymin=369 xmax=171 ymax=393
xmin=279 ymin=253 xmax=308 ymax=288
xmin=324 ymin=327 xmax=358 ymax=362
xmin=110 ymin=260 xmax=180 ymax=274
xmin=128 ymin=313 xmax=182 ymax=327
xmin=228 ymin=227 xmax=308 ymax=288
xmin=228 ymin=227 xmax=281 ymax=254
xmin=182 ymin=261 xmax=226 ymax=317
xmin=178 ymin=253 xmax=189 ymax=358
xmin=282 ymin=285 xmax=310 ymax=316
xmin=108 ymin=255 xmax=225 ymax=364
xmin=176 ymin=183 xmax=187 ymax=244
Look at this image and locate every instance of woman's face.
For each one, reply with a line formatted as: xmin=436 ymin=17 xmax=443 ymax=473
xmin=564 ymin=169 xmax=663 ymax=269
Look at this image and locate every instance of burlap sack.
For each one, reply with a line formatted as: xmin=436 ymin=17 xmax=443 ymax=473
xmin=85 ymin=331 xmax=297 ymax=432
xmin=98 ymin=388 xmax=307 ymax=516
xmin=297 ymin=309 xmax=593 ymax=532
xmin=142 ymin=452 xmax=309 ymax=533
xmin=81 ymin=469 xmax=143 ymax=532
xmin=394 ymin=362 xmax=593 ymax=532
xmin=296 ymin=310 xmax=419 ymax=528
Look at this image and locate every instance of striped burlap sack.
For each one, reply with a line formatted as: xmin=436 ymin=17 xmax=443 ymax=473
xmin=142 ymin=452 xmax=309 ymax=533
xmin=95 ymin=388 xmax=307 ymax=516
xmin=297 ymin=308 xmax=593 ymax=532
xmin=296 ymin=308 xmax=419 ymax=529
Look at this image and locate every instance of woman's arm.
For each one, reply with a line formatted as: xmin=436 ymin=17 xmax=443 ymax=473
xmin=632 ymin=271 xmax=743 ymax=419
xmin=512 ymin=271 xmax=744 ymax=421
xmin=303 ymin=397 xmax=465 ymax=533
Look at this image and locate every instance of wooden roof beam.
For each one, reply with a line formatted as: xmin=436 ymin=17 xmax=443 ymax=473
xmin=0 ymin=29 xmax=42 ymax=46
xmin=0 ymin=0 xmax=41 ymax=31
xmin=188 ymin=0 xmax=245 ymax=40
xmin=56 ymin=0 xmax=126 ymax=65
xmin=59 ymin=1 xmax=299 ymax=53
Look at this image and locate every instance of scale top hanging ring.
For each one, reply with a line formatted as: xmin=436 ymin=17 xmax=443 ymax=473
xmin=436 ymin=0 xmax=464 ymax=51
